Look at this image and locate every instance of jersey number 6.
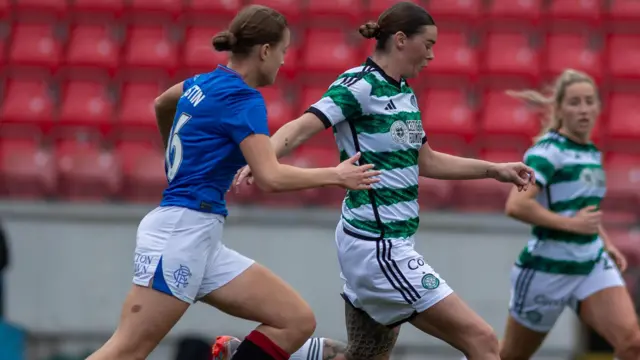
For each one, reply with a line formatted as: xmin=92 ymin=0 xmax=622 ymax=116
xmin=166 ymin=112 xmax=192 ymax=183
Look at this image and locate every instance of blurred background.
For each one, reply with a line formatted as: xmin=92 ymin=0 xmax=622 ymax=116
xmin=0 ymin=0 xmax=639 ymax=359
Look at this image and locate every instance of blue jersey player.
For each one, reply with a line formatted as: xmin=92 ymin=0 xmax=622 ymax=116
xmin=87 ymin=6 xmax=379 ymax=360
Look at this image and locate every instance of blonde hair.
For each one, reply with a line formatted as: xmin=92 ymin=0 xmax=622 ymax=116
xmin=506 ymin=69 xmax=598 ymax=142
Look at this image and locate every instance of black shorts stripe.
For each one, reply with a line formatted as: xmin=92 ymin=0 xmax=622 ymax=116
xmin=513 ymin=268 xmax=536 ymax=315
xmin=306 ymin=337 xmax=319 ymax=360
xmin=376 ymin=240 xmax=414 ymax=304
xmin=382 ymin=240 xmax=418 ymax=303
xmin=387 ymin=240 xmax=421 ymax=300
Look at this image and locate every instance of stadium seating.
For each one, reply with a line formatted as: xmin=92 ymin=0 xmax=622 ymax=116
xmin=544 ymin=33 xmax=603 ymax=82
xmin=55 ymin=140 xmax=120 ymax=201
xmin=0 ymin=0 xmax=636 ymax=224
xmin=65 ymin=25 xmax=120 ymax=75
xmin=0 ymin=79 xmax=55 ymax=135
xmin=0 ymin=139 xmax=56 ymax=199
xmin=116 ymin=141 xmax=166 ymax=203
xmin=58 ymin=80 xmax=114 ymax=138
xmin=8 ymin=24 xmax=62 ymax=71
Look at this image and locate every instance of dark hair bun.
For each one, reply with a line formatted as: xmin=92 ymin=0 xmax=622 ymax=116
xmin=212 ymin=31 xmax=237 ymax=52
xmin=359 ymin=21 xmax=381 ymax=39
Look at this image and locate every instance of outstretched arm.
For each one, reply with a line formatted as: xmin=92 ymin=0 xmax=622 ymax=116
xmin=418 ymin=143 xmax=495 ymax=180
xmin=269 ymin=113 xmax=327 ymax=158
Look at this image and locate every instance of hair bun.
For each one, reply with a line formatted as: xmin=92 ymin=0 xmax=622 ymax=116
xmin=212 ymin=30 xmax=237 ymax=52
xmin=358 ymin=21 xmax=381 ymax=39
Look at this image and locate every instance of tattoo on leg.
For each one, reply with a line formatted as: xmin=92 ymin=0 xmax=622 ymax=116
xmin=322 ymin=339 xmax=348 ymax=360
xmin=343 ymin=302 xmax=399 ymax=360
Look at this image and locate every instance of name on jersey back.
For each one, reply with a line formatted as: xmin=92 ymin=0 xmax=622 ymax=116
xmin=183 ymin=85 xmax=206 ymax=107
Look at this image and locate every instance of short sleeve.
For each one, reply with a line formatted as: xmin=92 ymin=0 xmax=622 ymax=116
xmin=305 ymin=78 xmax=368 ymax=128
xmin=524 ymin=143 xmax=562 ymax=187
xmin=226 ymin=100 xmax=270 ymax=145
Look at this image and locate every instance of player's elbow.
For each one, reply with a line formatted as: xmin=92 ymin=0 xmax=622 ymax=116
xmin=253 ymin=173 xmax=282 ymax=193
xmin=504 ymin=197 xmax=524 ymax=219
xmin=154 ymin=96 xmax=172 ymax=113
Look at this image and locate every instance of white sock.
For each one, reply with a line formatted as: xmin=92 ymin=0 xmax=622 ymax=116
xmin=290 ymin=337 xmax=324 ymax=360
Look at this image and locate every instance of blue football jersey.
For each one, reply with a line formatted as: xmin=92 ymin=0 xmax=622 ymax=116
xmin=160 ymin=65 xmax=270 ymax=216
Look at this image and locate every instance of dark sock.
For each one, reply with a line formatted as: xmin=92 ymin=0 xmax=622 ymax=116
xmin=230 ymin=330 xmax=290 ymax=360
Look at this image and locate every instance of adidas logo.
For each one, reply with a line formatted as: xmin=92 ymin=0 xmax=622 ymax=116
xmin=384 ymin=99 xmax=397 ymax=111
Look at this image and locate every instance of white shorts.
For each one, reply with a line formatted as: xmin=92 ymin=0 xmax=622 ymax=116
xmin=132 ymin=206 xmax=255 ymax=303
xmin=336 ymin=221 xmax=453 ymax=326
xmin=509 ymin=252 xmax=625 ymax=332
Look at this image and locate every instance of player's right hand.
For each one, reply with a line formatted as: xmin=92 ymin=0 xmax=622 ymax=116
xmin=569 ymin=205 xmax=602 ymax=235
xmin=232 ymin=165 xmax=253 ymax=192
xmin=335 ymin=152 xmax=381 ymax=190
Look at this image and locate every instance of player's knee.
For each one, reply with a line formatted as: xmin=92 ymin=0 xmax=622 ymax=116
xmin=284 ymin=301 xmax=317 ymax=342
xmin=467 ymin=323 xmax=499 ymax=356
xmin=614 ymin=328 xmax=640 ymax=360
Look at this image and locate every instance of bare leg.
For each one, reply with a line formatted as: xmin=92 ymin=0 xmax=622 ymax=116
xmin=87 ymin=284 xmax=190 ymax=360
xmin=580 ymin=286 xmax=640 ymax=360
xmin=410 ymin=293 xmax=499 ymax=360
xmin=499 ymin=315 xmax=548 ymax=360
xmin=201 ymin=263 xmax=316 ymax=354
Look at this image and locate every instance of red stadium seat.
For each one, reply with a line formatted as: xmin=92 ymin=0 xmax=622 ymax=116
xmin=423 ymin=31 xmax=477 ymax=79
xmin=116 ymin=141 xmax=166 ymax=203
xmin=0 ymin=80 xmax=54 ymax=134
xmin=607 ymin=35 xmax=640 ymax=80
xmin=116 ymin=82 xmax=160 ymax=139
xmin=544 ymin=33 xmax=602 ymax=82
xmin=306 ymin=0 xmax=363 ymax=24
xmin=185 ymin=0 xmax=241 ymax=18
xmin=124 ymin=27 xmax=178 ymax=75
xmin=486 ymin=0 xmax=542 ymax=25
xmin=483 ymin=33 xmax=540 ymax=83
xmin=453 ymin=149 xmax=522 ymax=212
xmin=59 ymin=81 xmax=114 ymax=137
xmin=302 ymin=30 xmax=358 ymax=75
xmin=548 ymin=0 xmax=603 ymax=25
xmin=183 ymin=27 xmax=227 ymax=73
xmin=0 ymin=0 xmax=9 ymax=19
xmin=114 ymin=83 xmax=161 ymax=141
xmin=246 ymin=0 xmax=300 ymax=23
xmin=65 ymin=25 xmax=119 ymax=74
xmin=70 ymin=0 xmax=124 ymax=18
xmin=421 ymin=89 xmax=476 ymax=142
xmin=0 ymin=139 xmax=55 ymax=199
xmin=425 ymin=0 xmax=480 ymax=25
xmin=603 ymin=152 xmax=640 ymax=215
xmin=260 ymin=86 xmax=294 ymax=132
xmin=14 ymin=0 xmax=67 ymax=18
xmin=607 ymin=92 xmax=640 ymax=142
xmin=607 ymin=0 xmax=640 ymax=29
xmin=128 ymin=0 xmax=182 ymax=20
xmin=56 ymin=140 xmax=120 ymax=201
xmin=480 ymin=91 xmax=539 ymax=146
xmin=8 ymin=24 xmax=62 ymax=71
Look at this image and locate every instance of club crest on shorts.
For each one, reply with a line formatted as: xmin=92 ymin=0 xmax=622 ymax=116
xmin=173 ymin=264 xmax=192 ymax=288
xmin=421 ymin=273 xmax=439 ymax=289
xmin=525 ymin=310 xmax=543 ymax=324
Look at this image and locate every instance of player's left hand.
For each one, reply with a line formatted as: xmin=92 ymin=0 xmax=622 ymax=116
xmin=487 ymin=162 xmax=536 ymax=192
xmin=607 ymin=245 xmax=628 ymax=272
